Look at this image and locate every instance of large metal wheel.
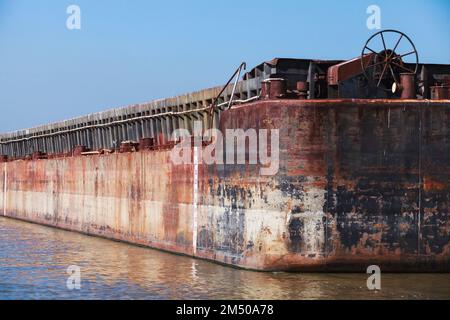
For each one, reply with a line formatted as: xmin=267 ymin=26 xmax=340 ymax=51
xmin=361 ymin=29 xmax=419 ymax=91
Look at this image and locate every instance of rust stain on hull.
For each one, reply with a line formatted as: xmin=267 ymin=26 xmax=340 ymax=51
xmin=1 ymin=99 xmax=449 ymax=272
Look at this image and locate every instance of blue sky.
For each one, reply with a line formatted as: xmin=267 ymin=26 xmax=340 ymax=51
xmin=0 ymin=0 xmax=449 ymax=132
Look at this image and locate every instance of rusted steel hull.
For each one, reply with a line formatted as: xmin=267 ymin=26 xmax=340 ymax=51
xmin=1 ymin=99 xmax=449 ymax=271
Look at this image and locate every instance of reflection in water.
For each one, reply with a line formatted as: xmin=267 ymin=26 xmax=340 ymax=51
xmin=0 ymin=217 xmax=449 ymax=300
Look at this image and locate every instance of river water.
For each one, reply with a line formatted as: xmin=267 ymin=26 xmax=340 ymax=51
xmin=0 ymin=217 xmax=449 ymax=300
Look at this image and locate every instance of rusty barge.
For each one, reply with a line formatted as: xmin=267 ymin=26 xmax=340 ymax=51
xmin=1 ymin=30 xmax=449 ymax=271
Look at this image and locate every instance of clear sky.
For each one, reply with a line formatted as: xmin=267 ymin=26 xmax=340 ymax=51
xmin=0 ymin=0 xmax=449 ymax=132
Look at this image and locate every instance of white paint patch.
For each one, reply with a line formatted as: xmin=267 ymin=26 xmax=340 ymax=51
xmin=287 ymin=187 xmax=327 ymax=254
xmin=192 ymin=147 xmax=199 ymax=255
xmin=302 ymin=186 xmax=327 ymax=213
xmin=244 ymin=208 xmax=288 ymax=253
xmin=297 ymin=212 xmax=325 ymax=254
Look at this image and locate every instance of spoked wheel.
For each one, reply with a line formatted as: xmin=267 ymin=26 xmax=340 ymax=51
xmin=361 ymin=29 xmax=419 ymax=92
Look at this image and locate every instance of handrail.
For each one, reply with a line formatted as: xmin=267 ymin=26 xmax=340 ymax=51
xmin=0 ymin=62 xmax=248 ymax=145
xmin=0 ymin=96 xmax=260 ymax=145
xmin=208 ymin=62 xmax=247 ymax=120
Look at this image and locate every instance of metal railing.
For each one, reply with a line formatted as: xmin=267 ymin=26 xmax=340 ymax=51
xmin=0 ymin=62 xmax=264 ymax=158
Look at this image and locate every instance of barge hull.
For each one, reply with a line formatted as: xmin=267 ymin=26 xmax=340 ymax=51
xmin=1 ymin=99 xmax=449 ymax=271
